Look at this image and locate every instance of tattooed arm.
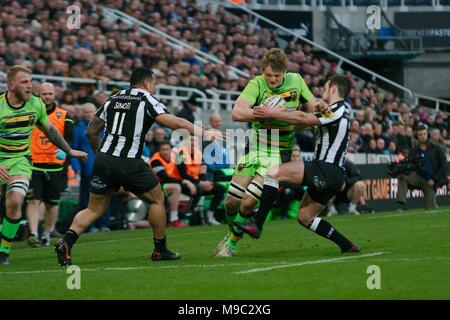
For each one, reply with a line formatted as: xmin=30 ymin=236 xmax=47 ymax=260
xmin=37 ymin=121 xmax=88 ymax=160
xmin=86 ymin=116 xmax=106 ymax=153
xmin=37 ymin=121 xmax=72 ymax=153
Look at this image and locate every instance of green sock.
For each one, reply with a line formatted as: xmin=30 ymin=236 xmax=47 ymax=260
xmin=225 ymin=213 xmax=252 ymax=250
xmin=232 ymin=213 xmax=251 ymax=234
xmin=226 ymin=236 xmax=240 ymax=251
xmin=0 ymin=217 xmax=21 ymax=254
xmin=225 ymin=210 xmax=237 ymax=228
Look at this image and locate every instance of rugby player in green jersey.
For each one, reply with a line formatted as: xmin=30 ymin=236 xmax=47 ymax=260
xmin=214 ymin=48 xmax=320 ymax=257
xmin=0 ymin=66 xmax=87 ymax=265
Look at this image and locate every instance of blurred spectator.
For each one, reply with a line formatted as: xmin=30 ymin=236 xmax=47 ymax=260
xmin=148 ymin=127 xmax=167 ymax=154
xmin=430 ymin=128 xmax=446 ymax=151
xmin=276 ymin=147 xmax=305 ymax=219
xmin=376 ymin=138 xmax=386 ymax=154
xmin=397 ymin=126 xmax=448 ymax=211
xmin=386 ymin=141 xmax=398 ymax=155
xmin=203 ymin=113 xmax=229 ymax=171
xmin=176 ymin=92 xmax=201 ymax=123
xmin=142 ymin=130 xmax=154 ymax=160
xmin=71 ymin=103 xmax=111 ymax=232
xmin=177 ymin=137 xmax=225 ymax=225
xmin=327 ymin=159 xmax=367 ymax=216
xmin=149 ymin=141 xmax=189 ymax=228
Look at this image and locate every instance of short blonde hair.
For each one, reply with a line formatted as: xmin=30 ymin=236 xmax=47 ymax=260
xmin=261 ymin=48 xmax=288 ymax=72
xmin=7 ymin=65 xmax=32 ymax=81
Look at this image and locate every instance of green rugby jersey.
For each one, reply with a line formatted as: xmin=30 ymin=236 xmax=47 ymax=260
xmin=0 ymin=93 xmax=49 ymax=158
xmin=239 ymin=72 xmax=314 ymax=151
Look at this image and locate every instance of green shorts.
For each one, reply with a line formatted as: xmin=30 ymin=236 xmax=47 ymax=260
xmin=233 ymin=148 xmax=292 ymax=177
xmin=0 ymin=156 xmax=32 ymax=185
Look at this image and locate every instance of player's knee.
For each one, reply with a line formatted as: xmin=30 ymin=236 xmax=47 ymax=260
xmin=355 ymin=181 xmax=365 ymax=194
xmin=297 ymin=212 xmax=311 ymax=228
xmin=166 ymin=183 xmax=181 ymax=194
xmin=151 ymin=189 xmax=165 ymax=205
xmin=240 ymin=195 xmax=257 ymax=215
xmin=28 ymin=199 xmax=41 ymax=207
xmin=6 ymin=192 xmax=25 ymax=210
xmin=225 ymin=196 xmax=239 ymax=214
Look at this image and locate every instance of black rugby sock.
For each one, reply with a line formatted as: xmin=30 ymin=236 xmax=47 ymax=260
xmin=307 ymin=218 xmax=353 ymax=251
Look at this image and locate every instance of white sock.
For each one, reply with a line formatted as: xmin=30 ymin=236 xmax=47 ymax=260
xmin=348 ymin=203 xmax=357 ymax=212
xmin=42 ymin=232 xmax=50 ymax=239
xmin=207 ymin=210 xmax=215 ymax=219
xmin=329 ymin=204 xmax=337 ymax=212
xmin=170 ymin=211 xmax=179 ymax=222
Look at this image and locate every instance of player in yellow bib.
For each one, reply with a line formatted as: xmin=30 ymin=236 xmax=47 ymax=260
xmin=0 ymin=66 xmax=87 ymax=265
xmin=214 ymin=48 xmax=319 ymax=257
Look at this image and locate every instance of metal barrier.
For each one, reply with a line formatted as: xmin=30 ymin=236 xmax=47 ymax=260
xmin=29 ymin=74 xmax=237 ymax=112
xmin=242 ymin=0 xmax=448 ymax=8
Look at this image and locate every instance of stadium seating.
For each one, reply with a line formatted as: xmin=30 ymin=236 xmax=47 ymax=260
xmin=1 ymin=0 xmax=449 ymax=156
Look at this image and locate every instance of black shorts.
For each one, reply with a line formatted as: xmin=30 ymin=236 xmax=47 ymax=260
xmin=303 ymin=160 xmax=345 ymax=205
xmin=28 ymin=170 xmax=65 ymax=205
xmin=90 ymin=153 xmax=159 ymax=195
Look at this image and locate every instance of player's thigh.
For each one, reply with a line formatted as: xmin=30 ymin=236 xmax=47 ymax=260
xmin=137 ymin=183 xmax=165 ymax=205
xmin=226 ymin=174 xmax=254 ymax=206
xmin=241 ymin=174 xmax=264 ymax=209
xmin=87 ymin=192 xmax=112 ymax=214
xmin=268 ymin=160 xmax=304 ymax=184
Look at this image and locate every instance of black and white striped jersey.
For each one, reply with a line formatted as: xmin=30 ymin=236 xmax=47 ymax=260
xmin=314 ymin=100 xmax=350 ymax=168
xmin=95 ymin=88 xmax=169 ymax=159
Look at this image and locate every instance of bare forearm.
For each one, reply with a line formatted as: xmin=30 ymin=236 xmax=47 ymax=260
xmin=177 ymin=118 xmax=204 ymax=137
xmin=272 ymin=111 xmax=304 ymax=125
xmin=232 ymin=107 xmax=256 ymax=122
xmin=274 ymin=110 xmax=319 ymax=126
xmin=41 ymin=125 xmax=72 ymax=153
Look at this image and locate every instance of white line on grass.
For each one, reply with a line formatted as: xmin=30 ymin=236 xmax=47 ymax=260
xmin=365 ymin=212 xmax=423 ymax=220
xmin=75 ymin=230 xmax=224 ymax=246
xmin=235 ymin=252 xmax=385 ymax=274
xmin=0 ymin=260 xmax=312 ymax=276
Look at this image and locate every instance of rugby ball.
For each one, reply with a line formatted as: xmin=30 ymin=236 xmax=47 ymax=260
xmin=264 ymin=95 xmax=287 ymax=109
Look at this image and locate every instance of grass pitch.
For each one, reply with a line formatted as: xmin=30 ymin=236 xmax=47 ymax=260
xmin=1 ymin=207 xmax=449 ymax=300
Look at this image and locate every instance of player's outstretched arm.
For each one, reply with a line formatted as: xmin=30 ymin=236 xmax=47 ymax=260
xmin=155 ymin=113 xmax=223 ymax=141
xmin=253 ymin=107 xmax=320 ymax=126
xmin=86 ymin=116 xmax=106 ymax=153
xmin=37 ymin=121 xmax=88 ymax=160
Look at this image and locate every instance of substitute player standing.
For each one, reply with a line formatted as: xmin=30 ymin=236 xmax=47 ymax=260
xmin=27 ymin=82 xmax=74 ymax=247
xmin=235 ymin=75 xmax=360 ymax=253
xmin=0 ymin=66 xmax=87 ymax=265
xmin=214 ymin=48 xmax=318 ymax=257
xmin=55 ymin=67 xmax=222 ymax=266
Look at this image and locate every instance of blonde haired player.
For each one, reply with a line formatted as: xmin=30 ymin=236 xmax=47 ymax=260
xmin=214 ymin=48 xmax=320 ymax=257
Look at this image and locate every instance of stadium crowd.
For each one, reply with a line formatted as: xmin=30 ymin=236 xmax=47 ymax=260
xmin=2 ymin=0 xmax=450 ymax=157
